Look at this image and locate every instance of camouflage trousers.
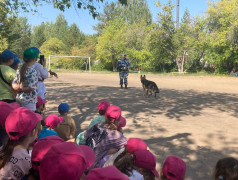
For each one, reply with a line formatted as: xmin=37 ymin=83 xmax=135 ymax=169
xmin=119 ymin=71 xmax=128 ymax=85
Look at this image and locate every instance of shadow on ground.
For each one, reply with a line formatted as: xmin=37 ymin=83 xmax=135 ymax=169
xmin=45 ymin=80 xmax=238 ymax=180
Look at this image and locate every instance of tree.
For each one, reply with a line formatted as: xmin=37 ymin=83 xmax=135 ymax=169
xmin=66 ymin=23 xmax=85 ymax=48
xmin=31 ymin=22 xmax=46 ymax=48
xmin=7 ymin=17 xmax=31 ymax=58
xmin=96 ymin=19 xmax=127 ymax=71
xmin=149 ymin=0 xmax=175 ymax=72
xmin=205 ymin=0 xmax=238 ymax=74
xmin=40 ymin=37 xmax=67 ymax=57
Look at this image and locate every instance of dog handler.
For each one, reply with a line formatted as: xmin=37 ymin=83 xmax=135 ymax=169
xmin=31 ymin=47 xmax=48 ymax=100
xmin=117 ymin=53 xmax=130 ymax=89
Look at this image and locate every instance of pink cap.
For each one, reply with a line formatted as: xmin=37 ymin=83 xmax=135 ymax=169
xmin=0 ymin=101 xmax=20 ymax=127
xmin=105 ymin=105 xmax=121 ymax=122
xmin=45 ymin=114 xmax=63 ymax=129
xmin=36 ymin=96 xmax=47 ymax=108
xmin=125 ymin=138 xmax=147 ymax=154
xmin=162 ymin=156 xmax=186 ymax=180
xmin=98 ymin=101 xmax=110 ymax=115
xmin=5 ymin=107 xmax=42 ymax=140
xmin=118 ymin=116 xmax=126 ymax=129
xmin=84 ymin=166 xmax=129 ymax=180
xmin=40 ymin=142 xmax=95 ymax=180
xmin=134 ymin=150 xmax=159 ymax=178
xmin=31 ymin=135 xmax=64 ymax=170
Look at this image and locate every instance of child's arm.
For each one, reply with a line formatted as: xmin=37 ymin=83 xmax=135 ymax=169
xmin=69 ymin=117 xmax=76 ymax=138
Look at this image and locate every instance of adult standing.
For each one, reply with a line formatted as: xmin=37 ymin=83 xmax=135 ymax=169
xmin=117 ymin=53 xmax=130 ymax=89
xmin=31 ymin=47 xmax=48 ymax=99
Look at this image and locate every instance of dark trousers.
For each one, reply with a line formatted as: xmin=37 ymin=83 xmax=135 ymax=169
xmin=119 ymin=71 xmax=128 ymax=85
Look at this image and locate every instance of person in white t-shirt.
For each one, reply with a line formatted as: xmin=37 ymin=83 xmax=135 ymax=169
xmin=31 ymin=47 xmax=48 ymax=99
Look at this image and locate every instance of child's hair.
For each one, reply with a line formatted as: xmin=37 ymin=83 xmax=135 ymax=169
xmin=214 ymin=157 xmax=238 ymax=180
xmin=114 ymin=149 xmax=135 ymax=177
xmin=0 ymin=135 xmax=27 ymax=169
xmin=20 ymin=63 xmax=29 ymax=83
xmin=105 ymin=118 xmax=120 ymax=130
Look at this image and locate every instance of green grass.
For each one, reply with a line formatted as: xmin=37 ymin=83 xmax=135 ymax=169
xmin=49 ymin=68 xmax=236 ymax=77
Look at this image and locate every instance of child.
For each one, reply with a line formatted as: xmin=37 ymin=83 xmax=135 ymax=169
xmin=38 ymin=114 xmax=63 ymax=140
xmin=54 ymin=103 xmax=76 ymax=141
xmin=39 ymin=142 xmax=95 ymax=180
xmin=13 ymin=48 xmax=38 ymax=111
xmin=28 ymin=135 xmax=64 ymax=180
xmin=133 ymin=149 xmax=159 ymax=180
xmin=108 ymin=138 xmax=148 ymax=179
xmin=213 ymin=157 xmax=238 ymax=180
xmin=0 ymin=107 xmax=42 ymax=180
xmin=84 ymin=166 xmax=129 ymax=180
xmin=76 ymin=100 xmax=110 ymax=145
xmin=160 ymin=156 xmax=186 ymax=180
xmin=89 ymin=100 xmax=110 ymax=128
xmin=31 ymin=47 xmax=48 ymax=100
xmin=10 ymin=54 xmax=21 ymax=71
xmin=85 ymin=105 xmax=127 ymax=170
xmin=35 ymin=96 xmax=47 ymax=126
xmin=0 ymin=50 xmax=16 ymax=103
xmin=0 ymin=101 xmax=20 ymax=147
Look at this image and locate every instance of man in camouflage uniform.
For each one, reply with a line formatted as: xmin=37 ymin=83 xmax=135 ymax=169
xmin=117 ymin=53 xmax=130 ymax=89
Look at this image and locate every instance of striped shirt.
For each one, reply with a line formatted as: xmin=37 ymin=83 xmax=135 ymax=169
xmin=85 ymin=122 xmax=127 ymax=169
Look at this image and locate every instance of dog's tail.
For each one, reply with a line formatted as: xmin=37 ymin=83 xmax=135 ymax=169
xmin=154 ymin=83 xmax=160 ymax=93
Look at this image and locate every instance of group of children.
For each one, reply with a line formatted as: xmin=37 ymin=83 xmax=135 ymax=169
xmin=1 ymin=48 xmax=238 ymax=180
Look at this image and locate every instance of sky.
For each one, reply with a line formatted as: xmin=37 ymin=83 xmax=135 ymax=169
xmin=19 ymin=0 xmax=216 ymax=35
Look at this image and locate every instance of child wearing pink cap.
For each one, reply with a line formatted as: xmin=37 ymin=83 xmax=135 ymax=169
xmin=76 ymin=101 xmax=110 ymax=145
xmin=0 ymin=107 xmax=42 ymax=180
xmin=84 ymin=166 xmax=129 ymax=180
xmin=89 ymin=100 xmax=111 ymax=128
xmin=35 ymin=96 xmax=47 ymax=126
xmin=37 ymin=114 xmax=63 ymax=140
xmin=0 ymin=101 xmax=20 ymax=147
xmin=84 ymin=105 xmax=127 ymax=169
xmin=27 ymin=135 xmax=64 ymax=180
xmin=161 ymin=156 xmax=186 ymax=180
xmin=54 ymin=102 xmax=76 ymax=141
xmin=39 ymin=142 xmax=95 ymax=180
xmin=213 ymin=157 xmax=238 ymax=180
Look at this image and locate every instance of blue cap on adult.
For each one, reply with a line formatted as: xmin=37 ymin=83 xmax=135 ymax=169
xmin=1 ymin=50 xmax=15 ymax=63
xmin=58 ymin=103 xmax=70 ymax=114
xmin=10 ymin=54 xmax=21 ymax=67
xmin=30 ymin=47 xmax=41 ymax=55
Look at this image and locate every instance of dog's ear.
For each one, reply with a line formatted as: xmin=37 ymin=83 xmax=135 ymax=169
xmin=144 ymin=75 xmax=146 ymax=78
xmin=140 ymin=75 xmax=142 ymax=78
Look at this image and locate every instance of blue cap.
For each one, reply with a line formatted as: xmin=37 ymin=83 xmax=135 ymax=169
xmin=30 ymin=47 xmax=41 ymax=55
xmin=1 ymin=50 xmax=14 ymax=62
xmin=10 ymin=54 xmax=21 ymax=67
xmin=58 ymin=103 xmax=70 ymax=114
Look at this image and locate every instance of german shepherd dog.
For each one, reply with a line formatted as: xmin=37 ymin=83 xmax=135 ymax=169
xmin=140 ymin=75 xmax=159 ymax=98
xmin=49 ymin=70 xmax=58 ymax=78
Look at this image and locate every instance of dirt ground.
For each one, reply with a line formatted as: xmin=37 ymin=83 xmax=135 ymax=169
xmin=44 ymin=72 xmax=238 ymax=180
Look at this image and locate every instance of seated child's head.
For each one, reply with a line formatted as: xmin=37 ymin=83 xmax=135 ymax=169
xmin=36 ymin=96 xmax=47 ymax=113
xmin=134 ymin=149 xmax=159 ymax=179
xmin=84 ymin=166 xmax=129 ymax=180
xmin=0 ymin=107 xmax=42 ymax=168
xmin=214 ymin=157 xmax=238 ymax=180
xmin=105 ymin=105 xmax=121 ymax=130
xmin=45 ymin=114 xmax=63 ymax=130
xmin=58 ymin=103 xmax=70 ymax=115
xmin=39 ymin=142 xmax=95 ymax=180
xmin=161 ymin=156 xmax=186 ymax=180
xmin=98 ymin=101 xmax=110 ymax=115
xmin=0 ymin=101 xmax=20 ymax=127
xmin=114 ymin=138 xmax=148 ymax=177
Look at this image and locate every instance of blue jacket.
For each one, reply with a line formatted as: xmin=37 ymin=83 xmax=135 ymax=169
xmin=117 ymin=58 xmax=130 ymax=71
